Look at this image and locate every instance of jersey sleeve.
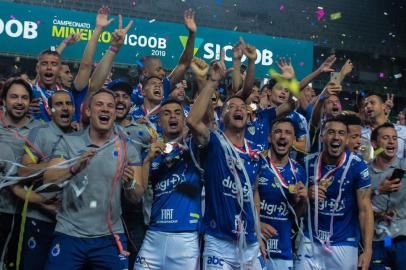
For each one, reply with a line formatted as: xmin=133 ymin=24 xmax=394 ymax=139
xmin=291 ymin=113 xmax=307 ymax=139
xmin=355 ymin=159 xmax=371 ymax=189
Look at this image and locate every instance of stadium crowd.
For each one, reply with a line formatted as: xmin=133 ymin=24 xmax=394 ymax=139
xmin=1 ymin=6 xmax=406 ymax=270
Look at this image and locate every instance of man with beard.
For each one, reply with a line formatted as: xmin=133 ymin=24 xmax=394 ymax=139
xmin=58 ymin=64 xmax=74 ymax=90
xmin=135 ymin=99 xmax=203 ymax=270
xmin=295 ymin=116 xmax=373 ymax=270
xmin=368 ymin=123 xmax=406 ymax=270
xmin=43 ymin=88 xmax=144 ymax=270
xmin=363 ymin=94 xmax=406 ymax=159
xmin=255 ymin=118 xmax=307 ymax=270
xmin=107 ymin=79 xmax=151 ymax=268
xmin=10 ymin=90 xmax=75 ymax=270
xmin=187 ymin=60 xmax=264 ymax=269
xmin=0 ymin=78 xmax=41 ymax=269
xmin=309 ymin=82 xmax=343 ymax=153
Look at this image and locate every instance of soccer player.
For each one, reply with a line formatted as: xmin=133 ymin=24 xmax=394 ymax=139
xmin=295 ymin=116 xmax=374 ymax=270
xmin=43 ymin=89 xmax=144 ymax=270
xmin=187 ymin=59 xmax=264 ymax=269
xmin=134 ymin=99 xmax=203 ymax=270
xmin=255 ymin=118 xmax=307 ymax=269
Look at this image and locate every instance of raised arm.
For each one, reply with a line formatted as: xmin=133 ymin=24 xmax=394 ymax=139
xmin=187 ymin=59 xmax=226 ymax=146
xmin=299 ymin=54 xmax=336 ymax=90
xmin=357 ymin=187 xmax=373 ymax=270
xmin=236 ymin=38 xmax=257 ymax=100
xmin=56 ymin=31 xmax=82 ymax=55
xmin=168 ymin=9 xmax=196 ymax=87
xmin=231 ymin=42 xmax=243 ymax=95
xmin=88 ymin=15 xmax=133 ymax=94
xmin=190 ymin=57 xmax=209 ymax=96
xmin=74 ymin=6 xmax=115 ymax=91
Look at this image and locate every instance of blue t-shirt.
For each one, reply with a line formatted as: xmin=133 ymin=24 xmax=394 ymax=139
xmin=245 ymin=108 xmax=277 ymax=151
xmin=199 ymin=132 xmax=263 ymax=242
xmin=129 ymin=105 xmax=161 ymax=135
xmin=305 ymin=151 xmax=371 ymax=246
xmin=148 ymin=136 xmax=202 ymax=232
xmin=286 ymin=111 xmax=307 ymax=139
xmin=258 ymin=157 xmax=306 ymax=260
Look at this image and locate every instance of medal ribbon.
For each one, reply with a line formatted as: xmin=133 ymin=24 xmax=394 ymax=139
xmin=268 ymin=152 xmax=297 ymax=189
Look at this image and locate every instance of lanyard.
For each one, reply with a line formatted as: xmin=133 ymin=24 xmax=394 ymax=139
xmin=232 ymin=139 xmax=259 ymax=160
xmin=142 ymin=104 xmax=161 ymax=118
xmin=268 ymin=153 xmax=297 ymax=189
xmin=313 ymin=152 xmax=353 ymax=252
xmin=315 ymin=152 xmax=347 ymax=183
xmin=107 ymin=134 xmax=129 ymax=256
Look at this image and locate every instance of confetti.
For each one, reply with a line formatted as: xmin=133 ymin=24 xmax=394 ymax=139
xmin=330 ymin=12 xmax=342 ymax=20
xmin=233 ymin=26 xmax=238 ymax=31
xmin=50 ymin=46 xmax=56 ymax=51
xmin=299 ymin=61 xmax=305 ymax=67
xmin=394 ymin=73 xmax=402 ymax=79
xmin=10 ymin=15 xmax=15 ymax=19
xmin=136 ymin=60 xmax=144 ymax=68
xmin=149 ymin=19 xmax=156 ymax=23
xmin=279 ymin=4 xmax=285 ymax=11
xmin=90 ymin=201 xmax=97 ymax=208
xmin=315 ymin=7 xmax=325 ymax=21
xmin=132 ymin=1 xmax=136 ymax=5
xmin=374 ymin=147 xmax=384 ymax=157
xmin=383 ymin=12 xmax=388 ymax=15
xmin=36 ymin=20 xmax=41 ymax=24
xmin=268 ymin=69 xmax=300 ymax=97
xmin=379 ymin=72 xmax=385 ymax=78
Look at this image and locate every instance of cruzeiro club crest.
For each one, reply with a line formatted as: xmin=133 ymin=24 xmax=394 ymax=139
xmin=179 ymin=36 xmax=204 ymax=55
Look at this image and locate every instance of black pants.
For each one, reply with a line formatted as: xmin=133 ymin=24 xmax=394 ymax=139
xmin=0 ymin=212 xmax=21 ymax=270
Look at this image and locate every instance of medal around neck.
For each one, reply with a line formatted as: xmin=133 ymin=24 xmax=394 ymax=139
xmin=288 ymin=184 xmax=297 ymax=194
xmin=164 ymin=143 xmax=174 ymax=154
xmin=249 ymin=103 xmax=258 ymax=112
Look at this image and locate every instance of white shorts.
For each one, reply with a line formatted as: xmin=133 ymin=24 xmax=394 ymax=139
xmin=203 ymin=234 xmax=263 ymax=270
xmin=294 ymin=237 xmax=358 ymax=270
xmin=134 ymin=230 xmax=199 ymax=270
xmin=265 ymin=258 xmax=293 ymax=270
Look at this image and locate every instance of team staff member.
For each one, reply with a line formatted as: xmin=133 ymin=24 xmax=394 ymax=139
xmin=255 ymin=118 xmax=307 ymax=270
xmin=0 ymin=78 xmax=41 ymax=269
xmin=368 ymin=123 xmax=406 ymax=270
xmin=11 ymin=91 xmax=75 ymax=270
xmin=43 ymin=89 xmax=144 ymax=270
xmin=296 ymin=116 xmax=373 ymax=270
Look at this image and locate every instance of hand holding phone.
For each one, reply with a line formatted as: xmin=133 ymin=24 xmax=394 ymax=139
xmin=330 ymin=72 xmax=341 ymax=85
xmin=389 ymin=168 xmax=404 ymax=181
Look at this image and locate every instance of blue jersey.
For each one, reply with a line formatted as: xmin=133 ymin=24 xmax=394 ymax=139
xmin=148 ymin=136 xmax=203 ymax=232
xmin=305 ymin=151 xmax=371 ymax=246
xmin=245 ymin=108 xmax=277 ymax=151
xmin=286 ymin=111 xmax=307 ymax=139
xmin=31 ymin=85 xmax=57 ymax=122
xmin=200 ymin=132 xmax=263 ymax=242
xmin=258 ymin=157 xmax=306 ymax=260
xmin=130 ymin=105 xmax=162 ymax=135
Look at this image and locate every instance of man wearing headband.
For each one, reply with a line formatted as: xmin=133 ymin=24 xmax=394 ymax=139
xmin=43 ymin=89 xmax=143 ymax=270
xmin=134 ymin=99 xmax=203 ymax=270
xmin=187 ymin=59 xmax=265 ymax=269
xmin=296 ymin=116 xmax=373 ymax=270
xmin=255 ymin=118 xmax=307 ymax=269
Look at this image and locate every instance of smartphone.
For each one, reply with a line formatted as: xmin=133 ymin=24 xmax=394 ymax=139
xmin=389 ymin=168 xmax=405 ymax=181
xmin=330 ymin=72 xmax=341 ymax=84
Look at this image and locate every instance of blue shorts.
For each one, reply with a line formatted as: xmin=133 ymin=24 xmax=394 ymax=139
xmin=22 ymin=217 xmax=55 ymax=270
xmin=44 ymin=233 xmax=128 ymax=270
xmin=370 ymin=237 xmax=406 ymax=270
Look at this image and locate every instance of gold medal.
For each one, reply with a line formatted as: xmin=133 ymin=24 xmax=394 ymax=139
xmin=319 ymin=177 xmax=332 ymax=191
xmin=288 ymin=184 xmax=297 ymax=194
